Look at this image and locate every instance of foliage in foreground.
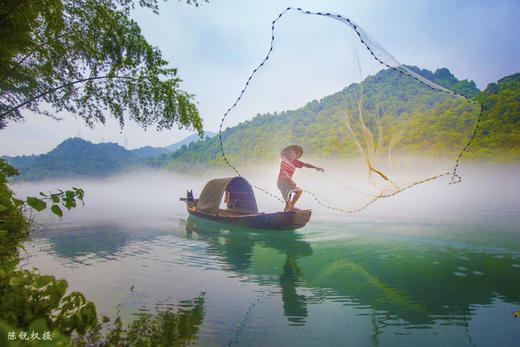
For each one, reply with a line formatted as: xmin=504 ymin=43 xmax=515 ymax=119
xmin=74 ymin=295 xmax=206 ymax=346
xmin=1 ymin=0 xmax=210 ymax=343
xmin=1 ymin=159 xmax=206 ymax=345
xmin=0 ymin=0 xmax=203 ymax=134
xmin=0 ymin=160 xmax=96 ymax=344
xmin=0 ymin=293 xmax=205 ymax=346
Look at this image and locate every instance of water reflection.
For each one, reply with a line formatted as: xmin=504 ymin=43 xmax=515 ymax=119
xmin=305 ymin=236 xmax=520 ymax=326
xmin=37 ymin=224 xmax=165 ymax=262
xmin=279 ymin=256 xmax=307 ymax=324
xmin=46 ymin=226 xmax=131 ymax=259
xmin=27 ymin=215 xmax=520 ymax=344
xmin=75 ymin=294 xmax=206 ymax=346
xmin=186 ymin=216 xmax=520 ymax=330
xmin=186 ymin=216 xmax=313 ymax=325
xmin=125 ymin=294 xmax=206 ymax=346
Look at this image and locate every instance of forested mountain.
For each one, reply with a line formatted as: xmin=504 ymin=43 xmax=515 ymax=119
xmin=5 ymin=67 xmax=518 ymax=180
xmin=472 ymin=73 xmax=520 ymax=161
xmin=146 ymin=65 xmax=513 ymax=173
xmin=3 ymin=132 xmax=213 ymax=180
xmin=3 ymin=138 xmax=140 ymax=180
xmin=163 ymin=131 xmax=217 ymax=152
xmin=407 ymin=66 xmax=479 ymax=98
xmin=130 ymin=146 xmax=171 ymax=159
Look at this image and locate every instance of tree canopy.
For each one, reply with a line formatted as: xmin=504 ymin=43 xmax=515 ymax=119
xmin=0 ymin=0 xmax=204 ymax=133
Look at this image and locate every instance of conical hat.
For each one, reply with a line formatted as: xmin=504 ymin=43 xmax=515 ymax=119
xmin=281 ymin=145 xmax=303 ymax=159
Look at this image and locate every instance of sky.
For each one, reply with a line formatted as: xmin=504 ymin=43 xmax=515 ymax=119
xmin=1 ymin=0 xmax=519 ymax=156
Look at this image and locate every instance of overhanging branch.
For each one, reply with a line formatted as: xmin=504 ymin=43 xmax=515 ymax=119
xmin=0 ymin=75 xmax=135 ymax=120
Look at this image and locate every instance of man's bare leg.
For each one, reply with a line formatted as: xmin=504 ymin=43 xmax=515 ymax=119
xmin=288 ymin=190 xmax=302 ymax=211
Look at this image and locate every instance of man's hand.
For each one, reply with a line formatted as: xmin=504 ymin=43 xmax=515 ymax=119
xmin=316 ymin=167 xmax=324 ymax=173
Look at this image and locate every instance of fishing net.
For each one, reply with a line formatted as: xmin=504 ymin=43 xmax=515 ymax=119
xmin=218 ymin=7 xmax=482 ymax=213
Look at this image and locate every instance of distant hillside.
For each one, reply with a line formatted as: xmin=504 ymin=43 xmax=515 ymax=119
xmin=130 ymin=146 xmax=171 ymax=159
xmin=145 ymin=66 xmax=504 ymax=172
xmin=3 ymin=130 xmax=219 ymax=181
xmin=471 ymin=72 xmax=520 ymax=161
xmin=407 ymin=66 xmax=479 ymax=98
xmin=4 ymin=138 xmax=140 ymax=180
xmin=163 ymin=131 xmax=217 ymax=152
xmin=130 ymin=131 xmax=216 ymax=158
xmin=6 ymin=67 xmax=517 ymax=180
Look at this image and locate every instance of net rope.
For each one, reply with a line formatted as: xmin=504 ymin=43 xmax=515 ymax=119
xmin=217 ymin=7 xmax=483 ymax=212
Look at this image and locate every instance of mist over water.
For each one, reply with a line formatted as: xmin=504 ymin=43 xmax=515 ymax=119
xmin=12 ymin=170 xmax=206 ymax=228
xmin=11 ymin=165 xmax=520 ymax=252
xmin=11 ymin=164 xmax=518 ymax=221
xmin=10 ymin=165 xmax=520 ymax=345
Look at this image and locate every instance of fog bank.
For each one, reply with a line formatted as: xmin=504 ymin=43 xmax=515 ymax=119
xmin=9 ymin=165 xmax=520 ymax=231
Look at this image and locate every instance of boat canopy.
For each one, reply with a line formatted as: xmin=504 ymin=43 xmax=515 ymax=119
xmin=196 ymin=176 xmax=258 ymax=216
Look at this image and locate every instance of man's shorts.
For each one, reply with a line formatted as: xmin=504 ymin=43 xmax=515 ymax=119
xmin=277 ymin=178 xmax=302 ymax=202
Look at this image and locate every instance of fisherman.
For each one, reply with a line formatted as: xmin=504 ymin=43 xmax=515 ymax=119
xmin=278 ymin=145 xmax=324 ymax=212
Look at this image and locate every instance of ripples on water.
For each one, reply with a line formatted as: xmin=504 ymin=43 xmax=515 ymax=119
xmin=14 ymin=168 xmax=520 ymax=345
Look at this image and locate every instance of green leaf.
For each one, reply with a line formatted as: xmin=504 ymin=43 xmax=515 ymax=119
xmin=0 ymin=204 xmax=6 ymax=212
xmin=50 ymin=194 xmax=60 ymax=203
xmin=26 ymin=197 xmax=46 ymax=212
xmin=51 ymin=205 xmax=63 ymax=217
xmin=73 ymin=187 xmax=85 ymax=202
xmin=9 ymin=276 xmax=25 ymax=286
xmin=63 ymin=191 xmax=77 ymax=209
xmin=12 ymin=198 xmax=24 ymax=207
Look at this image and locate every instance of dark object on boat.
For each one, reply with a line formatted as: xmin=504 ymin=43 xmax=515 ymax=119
xmin=180 ymin=176 xmax=311 ymax=230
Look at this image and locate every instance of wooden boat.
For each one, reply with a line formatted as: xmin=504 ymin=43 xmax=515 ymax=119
xmin=180 ymin=176 xmax=311 ymax=230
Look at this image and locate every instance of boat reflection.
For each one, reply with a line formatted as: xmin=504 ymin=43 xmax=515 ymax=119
xmin=186 ymin=215 xmax=313 ymax=325
xmin=35 ymin=216 xmax=520 ymax=331
xmin=186 ymin=216 xmax=520 ymax=328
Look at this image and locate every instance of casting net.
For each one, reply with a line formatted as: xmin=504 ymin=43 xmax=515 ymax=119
xmin=217 ymin=7 xmax=482 ymax=213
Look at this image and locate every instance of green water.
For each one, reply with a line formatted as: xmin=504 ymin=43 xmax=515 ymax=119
xmin=19 ymin=207 xmax=520 ymax=346
xmin=13 ymin=169 xmax=520 ymax=345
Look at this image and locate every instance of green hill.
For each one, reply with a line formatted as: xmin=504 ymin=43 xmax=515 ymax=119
xmin=6 ymin=67 xmax=518 ymax=180
xmin=130 ymin=146 xmax=171 ymax=159
xmin=163 ymin=131 xmax=217 ymax=152
xmin=4 ymin=138 xmax=140 ymax=180
xmin=3 ymin=131 xmax=218 ymax=180
xmin=471 ymin=73 xmax=520 ymax=161
xmin=147 ymin=65 xmax=515 ymax=173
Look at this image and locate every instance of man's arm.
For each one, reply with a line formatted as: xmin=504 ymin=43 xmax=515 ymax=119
xmin=302 ymin=162 xmax=324 ymax=172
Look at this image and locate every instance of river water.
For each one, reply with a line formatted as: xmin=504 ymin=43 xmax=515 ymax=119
xmin=12 ymin=168 xmax=520 ymax=346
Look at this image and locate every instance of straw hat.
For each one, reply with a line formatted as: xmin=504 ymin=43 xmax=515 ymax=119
xmin=281 ymin=145 xmax=303 ymax=159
